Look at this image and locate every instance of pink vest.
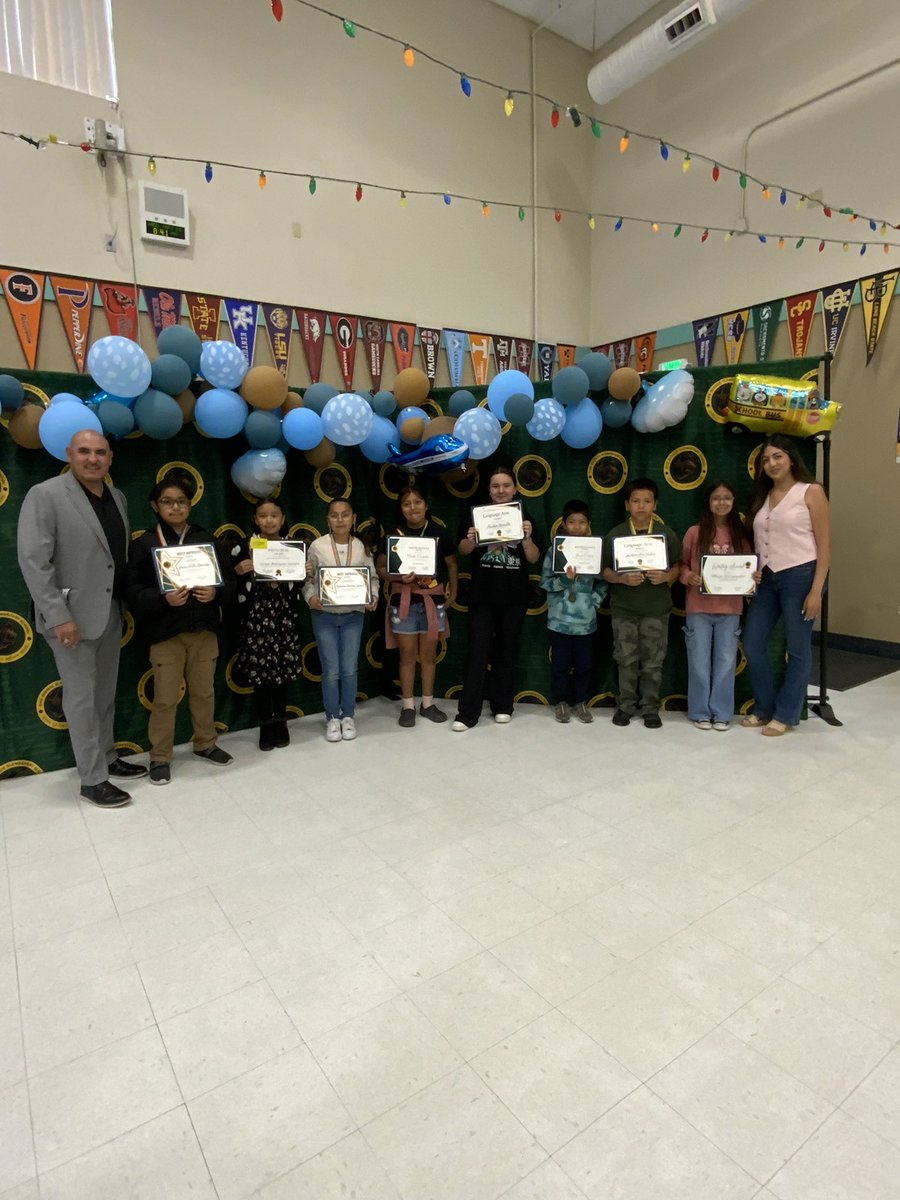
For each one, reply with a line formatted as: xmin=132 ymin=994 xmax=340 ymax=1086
xmin=753 ymin=482 xmax=817 ymax=572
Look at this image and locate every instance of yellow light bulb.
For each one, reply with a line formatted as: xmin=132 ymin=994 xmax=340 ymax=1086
xmin=504 ymin=92 xmax=514 ymax=117
xmin=258 ymin=170 xmax=266 ymax=189
xmin=778 ymin=237 xmax=785 ymax=248
xmin=682 ymin=154 xmax=691 ymax=172
xmin=403 ymin=46 xmax=414 ymax=68
xmin=587 ymin=215 xmax=596 ymax=230
xmin=795 ymin=196 xmax=806 ymax=209
xmin=399 ymin=191 xmax=407 ymax=208
xmin=147 ymin=156 xmax=156 ymax=175
xmin=651 ymin=222 xmax=659 ymax=233
xmin=482 ymin=202 xmax=490 ymax=218
xmin=619 ymin=132 xmax=629 ymax=153
xmin=842 ymin=242 xmax=849 ymax=252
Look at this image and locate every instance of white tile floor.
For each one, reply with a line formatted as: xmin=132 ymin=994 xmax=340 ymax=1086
xmin=2 ymin=674 xmax=900 ymax=1199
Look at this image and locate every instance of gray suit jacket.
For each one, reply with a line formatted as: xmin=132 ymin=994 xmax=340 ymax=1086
xmin=17 ymin=472 xmax=130 ymax=639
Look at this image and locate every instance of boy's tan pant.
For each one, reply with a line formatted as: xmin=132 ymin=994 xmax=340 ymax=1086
xmin=148 ymin=631 xmax=218 ymax=762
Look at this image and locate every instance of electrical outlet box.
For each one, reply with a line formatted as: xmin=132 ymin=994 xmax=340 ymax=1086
xmin=83 ymin=117 xmax=126 ymax=152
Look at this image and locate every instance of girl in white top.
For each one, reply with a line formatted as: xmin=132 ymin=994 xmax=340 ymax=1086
xmin=303 ymin=498 xmax=377 ymax=742
xmin=741 ymin=435 xmax=830 ymax=736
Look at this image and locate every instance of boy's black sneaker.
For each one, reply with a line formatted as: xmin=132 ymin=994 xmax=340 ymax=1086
xmin=148 ymin=762 xmax=170 ymax=786
xmin=611 ymin=709 xmax=631 ymax=727
xmin=194 ymin=746 xmax=233 ymax=766
xmin=643 ymin=713 xmax=663 ymax=729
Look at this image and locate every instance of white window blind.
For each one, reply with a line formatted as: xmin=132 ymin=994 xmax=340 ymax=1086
xmin=1 ymin=0 xmax=118 ymax=100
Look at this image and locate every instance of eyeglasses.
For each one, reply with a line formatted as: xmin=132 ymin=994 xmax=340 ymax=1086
xmin=158 ymin=498 xmax=190 ymax=508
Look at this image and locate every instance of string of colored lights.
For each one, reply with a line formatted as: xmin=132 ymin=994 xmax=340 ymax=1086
xmin=273 ymin=0 xmax=899 ymax=234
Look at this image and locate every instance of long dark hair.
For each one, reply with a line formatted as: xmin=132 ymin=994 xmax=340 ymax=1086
xmin=747 ymin=434 xmax=813 ymax=523
xmin=326 ymin=496 xmax=375 ymax=555
xmin=251 ymin=497 xmax=287 ymax=538
xmin=697 ymin=479 xmax=749 ymax=560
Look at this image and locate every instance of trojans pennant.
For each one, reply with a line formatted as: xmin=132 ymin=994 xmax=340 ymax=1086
xmin=860 ymin=271 xmax=899 ymax=365
xmin=786 ymin=291 xmax=817 ymax=357
xmin=50 ymin=276 xmax=93 ymax=373
xmin=819 ymin=280 xmax=856 ymax=357
xmin=389 ymin=322 xmax=416 ymax=374
xmin=261 ymin=303 xmax=293 ymax=377
xmin=419 ymin=327 xmax=441 ymax=381
xmin=443 ymin=330 xmax=468 ymax=387
xmin=143 ymin=287 xmax=182 ymax=343
xmin=296 ymin=309 xmax=326 ymax=382
xmin=515 ymin=339 xmax=534 ymax=378
xmin=97 ymin=281 xmax=138 ymax=340
xmin=185 ymin=293 xmax=221 ymax=341
xmin=492 ymin=334 xmax=515 ymax=374
xmin=469 ymin=333 xmax=492 ymax=386
xmin=330 ymin=314 xmax=358 ymax=389
xmin=361 ymin=317 xmax=387 ymax=391
xmin=722 ymin=311 xmax=749 ymax=365
xmin=633 ymin=333 xmax=657 ymax=373
xmin=0 ymin=268 xmax=45 ymax=368
xmin=223 ymin=298 xmax=259 ymax=364
xmin=536 ymin=343 xmax=556 ymax=381
xmin=557 ymin=343 xmax=576 ymax=369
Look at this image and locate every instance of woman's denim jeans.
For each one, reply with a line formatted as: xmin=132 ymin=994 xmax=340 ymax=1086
xmin=742 ymin=561 xmax=817 ymax=725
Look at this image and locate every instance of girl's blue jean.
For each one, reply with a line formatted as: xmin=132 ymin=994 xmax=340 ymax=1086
xmin=684 ymin=612 xmax=741 ymax=723
xmin=742 ymin=561 xmax=816 ymax=725
xmin=311 ymin=610 xmax=364 ymax=719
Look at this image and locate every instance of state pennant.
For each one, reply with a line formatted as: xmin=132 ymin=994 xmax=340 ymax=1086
xmin=786 ymin=292 xmax=817 ymax=357
xmin=0 ymin=268 xmax=45 ymax=369
xmin=330 ymin=314 xmax=358 ymax=390
xmin=143 ymin=287 xmax=182 ymax=342
xmin=389 ymin=322 xmax=416 ymax=374
xmin=611 ymin=340 xmax=632 ymax=369
xmin=97 ymin=281 xmax=138 ymax=340
xmin=419 ymin=327 xmax=441 ymax=381
xmin=860 ymin=271 xmax=899 ymax=365
xmin=185 ymin=293 xmax=221 ymax=342
xmin=751 ymin=299 xmax=783 ymax=362
xmin=296 ymin=309 xmax=326 ymax=382
xmin=261 ymin=303 xmax=293 ymax=377
xmin=362 ymin=318 xmax=387 ymax=391
xmin=223 ymin=298 xmax=259 ymax=364
xmin=50 ymin=276 xmax=93 ymax=373
xmin=492 ymin=334 xmax=515 ymax=375
xmin=722 ymin=311 xmax=749 ymax=365
xmin=691 ymin=318 xmax=718 ymax=367
xmin=633 ymin=333 xmax=657 ymax=373
xmin=557 ymin=344 xmax=576 ymax=369
xmin=515 ymin=339 xmax=534 ymax=378
xmin=819 ymin=281 xmax=856 ymax=357
xmin=469 ymin=333 xmax=492 ymax=386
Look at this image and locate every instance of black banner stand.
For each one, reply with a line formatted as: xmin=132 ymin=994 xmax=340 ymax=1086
xmin=809 ymin=351 xmax=841 ymax=726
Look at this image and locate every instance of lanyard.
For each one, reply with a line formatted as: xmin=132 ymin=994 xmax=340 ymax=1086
xmin=628 ymin=514 xmax=659 ymax=536
xmin=329 ymin=534 xmax=352 ymax=565
xmin=156 ymin=522 xmax=188 ymax=546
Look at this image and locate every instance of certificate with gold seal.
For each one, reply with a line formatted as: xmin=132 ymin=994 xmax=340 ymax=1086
xmin=251 ymin=540 xmax=307 ymax=581
xmin=612 ymin=534 xmax=668 ymax=573
xmin=318 ymin=566 xmax=372 ymax=607
xmin=551 ymin=536 xmax=603 ymax=575
xmin=700 ymin=554 xmax=758 ymax=595
xmin=472 ymin=501 xmax=524 ymax=544
xmin=152 ymin=543 xmax=222 ymax=593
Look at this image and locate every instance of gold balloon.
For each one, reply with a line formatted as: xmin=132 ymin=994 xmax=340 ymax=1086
xmin=399 ymin=416 xmax=426 ymax=443
xmin=282 ymin=391 xmax=303 ymax=414
xmin=393 ymin=367 xmax=430 ymax=407
xmin=7 ymin=405 xmax=43 ymax=448
xmin=240 ymin=365 xmax=289 ymax=410
xmin=422 ymin=415 xmax=456 ymax=439
xmin=608 ymin=366 xmax=641 ymax=401
xmin=304 ymin=437 xmax=335 ymax=467
xmin=174 ymin=389 xmax=196 ymax=423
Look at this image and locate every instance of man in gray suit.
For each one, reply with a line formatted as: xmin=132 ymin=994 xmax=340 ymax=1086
xmin=17 ymin=429 xmax=147 ymax=807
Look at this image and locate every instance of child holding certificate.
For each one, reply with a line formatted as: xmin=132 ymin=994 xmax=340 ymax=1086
xmin=540 ymin=500 xmax=607 ymax=723
xmin=375 ymin=486 xmax=458 ymax=727
xmin=232 ymin=499 xmax=303 ymax=751
xmin=601 ymin=477 xmax=681 ymax=729
xmin=679 ymin=481 xmax=752 ymax=731
xmin=303 ymin=498 xmax=377 ymax=743
xmin=124 ymin=470 xmax=237 ymax=785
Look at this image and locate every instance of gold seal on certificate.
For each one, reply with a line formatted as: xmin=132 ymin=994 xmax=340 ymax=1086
xmin=251 ymin=540 xmax=307 ymax=581
xmin=386 ymin=536 xmax=437 ymax=577
xmin=318 ymin=566 xmax=372 ymax=607
xmin=472 ymin=501 xmax=524 ymax=544
xmin=700 ymin=554 xmax=758 ymax=595
xmin=613 ymin=534 xmax=668 ymax=572
xmin=551 ymin=536 xmax=603 ymax=576
xmin=152 ymin=543 xmax=223 ymax=593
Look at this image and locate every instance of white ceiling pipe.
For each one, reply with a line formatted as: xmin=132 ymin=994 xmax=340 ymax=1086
xmin=587 ymin=0 xmax=763 ymax=106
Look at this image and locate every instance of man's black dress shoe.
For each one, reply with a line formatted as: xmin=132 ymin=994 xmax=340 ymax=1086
xmin=80 ymin=781 xmax=132 ymax=807
xmin=108 ymin=758 xmax=149 ymax=780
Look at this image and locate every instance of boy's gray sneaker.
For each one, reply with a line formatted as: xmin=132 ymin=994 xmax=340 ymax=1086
xmin=554 ymin=702 xmax=571 ymax=724
xmin=573 ymin=703 xmax=593 ymax=724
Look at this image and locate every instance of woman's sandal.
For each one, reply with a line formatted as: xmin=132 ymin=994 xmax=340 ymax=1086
xmin=761 ymin=719 xmax=791 ymax=737
xmin=740 ymin=714 xmax=767 ymax=728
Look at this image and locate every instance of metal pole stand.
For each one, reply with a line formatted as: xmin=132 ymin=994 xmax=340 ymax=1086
xmin=807 ymin=353 xmax=841 ymax=726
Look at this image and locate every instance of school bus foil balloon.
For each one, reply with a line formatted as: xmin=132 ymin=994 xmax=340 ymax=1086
xmin=726 ymin=375 xmax=840 ymax=437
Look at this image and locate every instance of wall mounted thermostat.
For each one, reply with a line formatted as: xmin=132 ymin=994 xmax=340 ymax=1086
xmin=139 ymin=181 xmax=191 ymax=246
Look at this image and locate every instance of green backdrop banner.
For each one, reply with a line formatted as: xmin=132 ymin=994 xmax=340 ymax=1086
xmin=0 ymin=359 xmax=818 ymax=778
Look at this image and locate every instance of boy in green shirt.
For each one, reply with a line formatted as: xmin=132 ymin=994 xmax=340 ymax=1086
xmin=601 ymin=478 xmax=681 ymax=728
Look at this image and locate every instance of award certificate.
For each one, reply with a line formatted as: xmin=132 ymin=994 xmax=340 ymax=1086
xmin=318 ymin=566 xmax=372 ymax=607
xmin=386 ymin=536 xmax=437 ymax=577
xmin=613 ymin=534 xmax=668 ymax=573
xmin=551 ymin=536 xmax=603 ymax=576
xmin=152 ymin=543 xmax=222 ymax=593
xmin=700 ymin=553 xmax=758 ymax=596
xmin=251 ymin=540 xmax=307 ymax=581
xmin=472 ymin=502 xmax=524 ymax=544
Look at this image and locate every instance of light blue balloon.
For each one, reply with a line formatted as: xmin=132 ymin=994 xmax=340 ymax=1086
xmin=199 ymin=340 xmax=249 ymax=390
xmin=230 ymin=449 xmax=287 ymax=498
xmin=448 ymin=389 xmax=477 ymax=417
xmin=95 ymin=390 xmax=137 ymax=410
xmin=244 ymin=409 xmax=283 ymax=449
xmin=525 ymin=397 xmax=566 ymax=441
xmin=576 ymin=351 xmax=613 ymax=391
xmin=552 ymin=365 xmax=590 ymax=407
xmin=282 ymin=407 xmax=324 ymax=450
xmin=150 ymin=353 xmax=193 ymax=396
xmin=561 ymin=397 xmax=603 ymax=449
xmin=0 ymin=374 xmax=24 ymax=410
xmin=372 ymin=390 xmax=396 ymax=417
xmin=453 ymin=406 xmax=502 ymax=460
xmin=321 ymin=392 xmax=374 ymax=446
xmin=38 ymin=402 xmax=103 ymax=461
xmin=134 ymin=388 xmax=184 ymax=440
xmin=396 ymin=405 xmax=428 ymax=430
xmin=157 ymin=325 xmax=202 ymax=374
xmin=302 ymin=382 xmax=339 ymax=414
xmin=194 ymin=387 xmax=248 ymax=439
xmin=359 ymin=414 xmax=398 ymax=463
xmin=487 ymin=370 xmax=533 ymax=420
xmin=98 ymin=399 xmax=135 ymax=438
xmin=87 ymin=336 xmax=152 ymax=399
xmin=50 ymin=392 xmax=83 ymax=405
xmin=600 ymin=398 xmax=632 ymax=428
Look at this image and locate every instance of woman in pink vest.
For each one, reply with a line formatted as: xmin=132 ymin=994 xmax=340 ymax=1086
xmin=741 ymin=435 xmax=830 ymax=736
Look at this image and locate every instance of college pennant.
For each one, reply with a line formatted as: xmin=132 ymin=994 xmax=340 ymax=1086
xmin=722 ymin=310 xmax=749 ymax=365
xmin=534 ymin=343 xmax=554 ymax=381
xmin=185 ymin=293 xmax=221 ymax=342
xmin=633 ymin=333 xmax=657 ymax=373
xmin=389 ymin=322 xmax=416 ymax=374
xmin=785 ymin=292 xmax=817 ymax=357
xmin=261 ymin=303 xmax=292 ymax=377
xmin=556 ymin=343 xmax=576 ymax=369
xmin=443 ymin=330 xmax=469 ymax=388
xmin=361 ymin=318 xmax=387 ymax=391
xmin=50 ymin=276 xmax=93 ymax=373
xmin=751 ymin=299 xmax=783 ymax=362
xmin=515 ymin=339 xmax=534 ymax=378
xmin=492 ymin=334 xmax=515 ymax=374
xmin=0 ymin=268 xmax=45 ymax=369
xmin=296 ymin=308 xmax=326 ymax=382
xmin=591 ymin=343 xmax=611 ymax=356
xmin=468 ymin=333 xmax=492 ymax=385
xmin=611 ymin=340 xmax=632 ymax=369
xmin=860 ymin=271 xmax=899 ymax=365
xmin=691 ymin=317 xmax=718 ymax=367
xmin=223 ymin=298 xmax=259 ymax=364
xmin=418 ymin=327 xmax=441 ymax=381
xmin=819 ymin=281 xmax=856 ymax=357
xmin=330 ymin=313 xmax=358 ymax=390
xmin=97 ymin=281 xmax=138 ymax=340
xmin=143 ymin=287 xmax=182 ymax=342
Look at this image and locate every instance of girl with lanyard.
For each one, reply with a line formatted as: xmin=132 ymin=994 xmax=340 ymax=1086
xmin=375 ymin=485 xmax=458 ymax=727
xmin=453 ymin=464 xmax=540 ymax=730
xmin=124 ymin=470 xmax=236 ymax=785
xmin=232 ymin=498 xmax=303 ymax=751
xmin=303 ymin=497 xmax=377 ymax=742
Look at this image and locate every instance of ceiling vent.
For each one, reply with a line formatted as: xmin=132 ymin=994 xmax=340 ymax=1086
xmin=663 ymin=4 xmax=711 ymax=45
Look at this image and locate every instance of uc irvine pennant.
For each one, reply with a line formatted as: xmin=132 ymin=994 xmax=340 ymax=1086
xmin=224 ymin=298 xmax=259 ymax=364
xmin=261 ymin=303 xmax=293 ymax=377
xmin=819 ymin=281 xmax=856 ymax=357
